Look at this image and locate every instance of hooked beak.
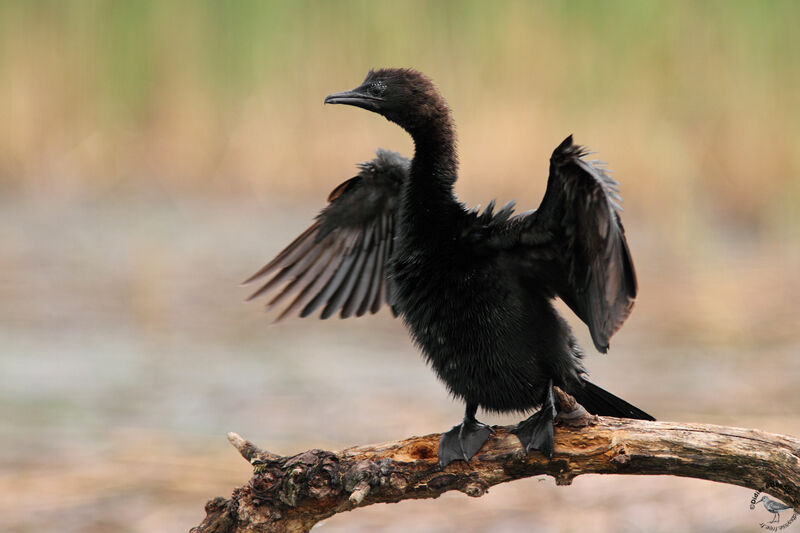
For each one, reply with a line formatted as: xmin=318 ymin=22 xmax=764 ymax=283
xmin=324 ymin=88 xmax=383 ymax=111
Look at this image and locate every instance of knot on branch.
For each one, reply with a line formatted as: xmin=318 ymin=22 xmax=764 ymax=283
xmin=348 ymin=481 xmax=371 ymax=506
xmin=553 ymin=386 xmax=594 ymax=428
xmin=344 ymin=457 xmax=414 ymax=506
xmin=611 ymin=445 xmax=630 ymax=466
xmin=264 ymin=450 xmax=342 ymax=507
xmin=461 ymin=480 xmax=490 ymax=497
xmin=190 ymin=496 xmax=236 ymax=533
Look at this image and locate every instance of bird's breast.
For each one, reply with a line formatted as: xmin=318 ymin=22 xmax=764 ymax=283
xmin=387 ymin=240 xmax=575 ymax=411
xmin=388 ymin=244 xmax=522 ymax=365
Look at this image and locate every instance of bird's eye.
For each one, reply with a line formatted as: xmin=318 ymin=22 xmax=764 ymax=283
xmin=367 ymin=82 xmax=385 ymax=97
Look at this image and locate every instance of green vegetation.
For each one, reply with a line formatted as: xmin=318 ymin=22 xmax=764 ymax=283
xmin=0 ymin=1 xmax=798 ymax=239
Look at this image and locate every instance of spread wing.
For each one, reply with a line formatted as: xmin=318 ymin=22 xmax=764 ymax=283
xmin=520 ymin=135 xmax=637 ymax=352
xmin=244 ymin=149 xmax=408 ymax=320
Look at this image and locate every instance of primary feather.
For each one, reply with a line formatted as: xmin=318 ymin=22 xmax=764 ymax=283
xmin=245 ymin=149 xmax=407 ymax=320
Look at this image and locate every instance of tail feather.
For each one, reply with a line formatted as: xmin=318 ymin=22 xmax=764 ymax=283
xmin=569 ymin=380 xmax=654 ymax=421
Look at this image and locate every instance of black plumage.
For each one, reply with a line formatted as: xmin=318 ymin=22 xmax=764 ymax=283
xmin=245 ymin=68 xmax=653 ymax=467
xmin=244 ymin=149 xmax=406 ymax=320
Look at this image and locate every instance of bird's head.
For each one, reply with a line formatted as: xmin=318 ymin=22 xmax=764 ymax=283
xmin=324 ymin=68 xmax=451 ymax=136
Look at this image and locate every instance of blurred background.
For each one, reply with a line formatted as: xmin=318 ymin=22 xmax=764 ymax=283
xmin=1 ymin=1 xmax=799 ymax=531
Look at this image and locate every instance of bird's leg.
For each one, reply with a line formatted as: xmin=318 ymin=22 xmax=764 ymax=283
xmin=438 ymin=403 xmax=495 ymax=468
xmin=512 ymin=379 xmax=557 ymax=458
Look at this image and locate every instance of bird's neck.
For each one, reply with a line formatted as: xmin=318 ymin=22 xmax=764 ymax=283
xmin=403 ymin=111 xmax=460 ymax=225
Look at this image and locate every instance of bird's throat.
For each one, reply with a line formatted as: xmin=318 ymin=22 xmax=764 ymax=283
xmin=405 ymin=118 xmax=459 ymax=207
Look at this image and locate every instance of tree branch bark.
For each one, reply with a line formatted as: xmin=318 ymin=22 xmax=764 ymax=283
xmin=191 ymin=407 xmax=800 ymax=533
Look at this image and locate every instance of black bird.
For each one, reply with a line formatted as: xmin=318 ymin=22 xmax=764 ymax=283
xmin=245 ymin=68 xmax=653 ymax=467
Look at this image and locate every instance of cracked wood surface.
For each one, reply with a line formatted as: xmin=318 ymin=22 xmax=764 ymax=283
xmin=191 ymin=411 xmax=800 ymax=533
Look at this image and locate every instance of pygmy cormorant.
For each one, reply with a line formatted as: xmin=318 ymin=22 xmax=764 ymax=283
xmin=245 ymin=68 xmax=653 ymax=467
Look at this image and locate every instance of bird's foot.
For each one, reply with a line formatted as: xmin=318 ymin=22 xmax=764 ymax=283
xmin=512 ymin=407 xmax=556 ymax=458
xmin=512 ymin=381 xmax=557 ymax=458
xmin=438 ymin=417 xmax=495 ymax=468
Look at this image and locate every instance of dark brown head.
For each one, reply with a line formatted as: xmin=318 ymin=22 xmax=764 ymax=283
xmin=324 ymin=68 xmax=452 ymax=138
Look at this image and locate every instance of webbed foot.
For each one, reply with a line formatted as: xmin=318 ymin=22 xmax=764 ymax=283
xmin=438 ymin=404 xmax=494 ymax=467
xmin=512 ymin=380 xmax=557 ymax=458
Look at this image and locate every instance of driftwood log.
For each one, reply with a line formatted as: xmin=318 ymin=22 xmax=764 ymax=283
xmin=191 ymin=391 xmax=800 ymax=533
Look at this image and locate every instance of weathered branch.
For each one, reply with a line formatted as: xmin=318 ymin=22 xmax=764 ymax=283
xmin=192 ymin=404 xmax=800 ymax=533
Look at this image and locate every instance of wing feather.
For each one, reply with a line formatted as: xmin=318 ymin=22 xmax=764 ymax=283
xmin=356 ymin=233 xmax=383 ymax=316
xmin=246 ymin=238 xmax=327 ymax=301
xmin=243 ymin=223 xmax=319 ymax=286
xmin=344 ymin=224 xmax=379 ymax=317
xmin=275 ymin=244 xmax=344 ymax=320
xmin=301 ymin=238 xmax=360 ymax=318
xmin=521 ymin=135 xmax=637 ymax=352
xmin=321 ymin=233 xmax=372 ymax=318
xmin=245 ymin=149 xmax=408 ymax=321
xmin=369 ymin=226 xmax=390 ymax=313
xmin=268 ymin=244 xmax=338 ymax=316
